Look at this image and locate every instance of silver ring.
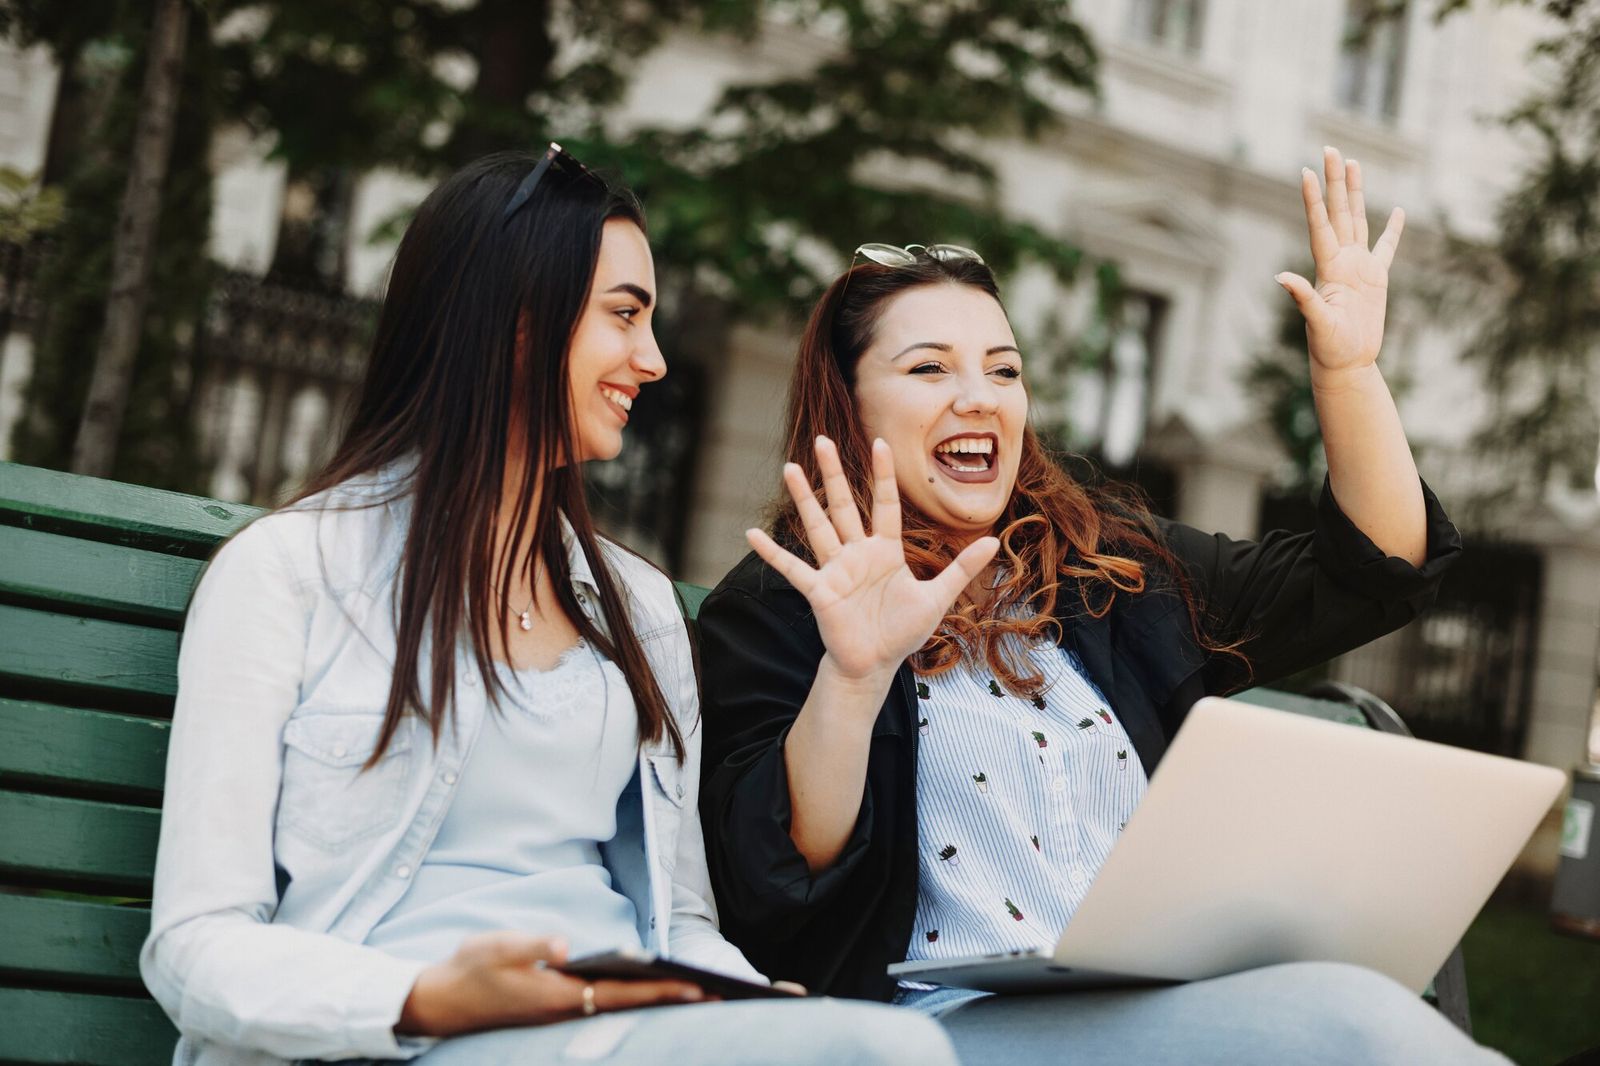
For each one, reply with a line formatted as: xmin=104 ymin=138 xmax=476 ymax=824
xmin=581 ymin=983 xmax=597 ymax=1016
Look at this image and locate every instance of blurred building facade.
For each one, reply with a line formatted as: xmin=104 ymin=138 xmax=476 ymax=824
xmin=1 ymin=0 xmax=1595 ymax=789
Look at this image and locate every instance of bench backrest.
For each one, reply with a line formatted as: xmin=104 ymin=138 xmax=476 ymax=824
xmin=0 ymin=462 xmax=258 ymax=1065
xmin=0 ymin=461 xmax=1385 ymax=1064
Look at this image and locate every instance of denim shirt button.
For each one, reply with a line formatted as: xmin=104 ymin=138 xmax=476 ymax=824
xmin=394 ymin=864 xmax=412 ymax=879
xmin=463 ymin=672 xmax=477 ymax=687
xmin=442 ymin=771 xmax=458 ymax=786
xmin=332 ymin=744 xmax=348 ymax=760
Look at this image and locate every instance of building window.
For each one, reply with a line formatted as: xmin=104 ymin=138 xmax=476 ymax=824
xmin=1126 ymin=0 xmax=1207 ymax=54
xmin=1066 ymin=290 xmax=1167 ymax=469
xmin=1336 ymin=0 xmax=1409 ymax=122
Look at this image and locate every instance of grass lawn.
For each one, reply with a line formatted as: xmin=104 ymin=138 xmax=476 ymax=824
xmin=1464 ymin=898 xmax=1600 ymax=1065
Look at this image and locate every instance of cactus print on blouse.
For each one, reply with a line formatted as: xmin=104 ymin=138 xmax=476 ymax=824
xmin=901 ymin=641 xmax=1148 ymax=977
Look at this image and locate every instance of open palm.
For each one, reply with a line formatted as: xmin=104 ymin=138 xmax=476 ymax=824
xmin=1278 ymin=146 xmax=1406 ymax=374
xmin=746 ymin=437 xmax=999 ymax=682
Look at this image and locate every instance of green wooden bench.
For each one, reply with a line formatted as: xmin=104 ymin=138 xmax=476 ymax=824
xmin=0 ymin=461 xmax=1468 ymax=1065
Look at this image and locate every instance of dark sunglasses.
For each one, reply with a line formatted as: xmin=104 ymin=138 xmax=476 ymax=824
xmin=500 ymin=142 xmax=601 ymax=227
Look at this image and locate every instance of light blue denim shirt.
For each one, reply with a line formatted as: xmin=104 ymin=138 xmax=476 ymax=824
xmin=140 ymin=465 xmax=760 ymax=1066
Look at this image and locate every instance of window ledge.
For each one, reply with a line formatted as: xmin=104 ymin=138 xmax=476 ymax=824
xmin=1103 ymin=40 xmax=1232 ymax=102
xmin=1310 ymin=108 xmax=1425 ymax=167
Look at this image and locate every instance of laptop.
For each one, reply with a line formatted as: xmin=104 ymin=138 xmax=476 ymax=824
xmin=888 ymin=695 xmax=1564 ymax=995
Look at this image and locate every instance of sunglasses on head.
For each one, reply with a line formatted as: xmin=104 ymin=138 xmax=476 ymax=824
xmin=500 ymin=142 xmax=602 ymax=227
xmin=853 ymin=242 xmax=987 ymax=267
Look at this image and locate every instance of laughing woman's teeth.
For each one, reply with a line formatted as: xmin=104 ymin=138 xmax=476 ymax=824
xmin=934 ymin=438 xmax=995 ymax=470
xmin=601 ymin=387 xmax=633 ymax=411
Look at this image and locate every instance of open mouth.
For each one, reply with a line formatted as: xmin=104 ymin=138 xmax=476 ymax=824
xmin=932 ymin=432 xmax=999 ymax=484
xmin=600 ymin=384 xmax=635 ymax=421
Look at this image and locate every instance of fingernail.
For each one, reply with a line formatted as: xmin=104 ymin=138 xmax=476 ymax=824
xmin=680 ymin=988 xmax=704 ymax=1001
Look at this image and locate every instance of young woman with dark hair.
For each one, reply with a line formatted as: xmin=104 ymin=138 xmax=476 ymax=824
xmin=697 ymin=149 xmax=1509 ymax=1063
xmin=140 ymin=147 xmax=956 ymax=1066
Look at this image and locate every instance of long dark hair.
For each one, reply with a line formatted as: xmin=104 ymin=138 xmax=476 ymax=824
xmin=777 ymin=255 xmax=1247 ymax=695
xmin=289 ymin=151 xmax=683 ymax=764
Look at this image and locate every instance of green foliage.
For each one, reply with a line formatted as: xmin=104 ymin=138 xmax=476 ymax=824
xmin=1243 ymin=262 xmax=1324 ymax=496
xmin=1450 ymin=1 xmax=1600 ymax=498
xmin=584 ymin=1 xmax=1100 ymax=319
xmin=0 ymin=168 xmax=64 ymax=243
xmin=9 ymin=0 xmax=1106 ymax=489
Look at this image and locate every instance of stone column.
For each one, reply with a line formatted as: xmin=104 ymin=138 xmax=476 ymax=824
xmin=679 ymin=323 xmax=794 ymax=587
xmin=1519 ymin=521 xmax=1600 ymax=772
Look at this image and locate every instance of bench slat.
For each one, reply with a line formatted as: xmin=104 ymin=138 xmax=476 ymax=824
xmin=1233 ymin=687 xmax=1368 ymax=727
xmin=0 ymin=525 xmax=202 ymax=626
xmin=0 ymin=604 xmax=178 ymax=707
xmin=0 ymin=894 xmax=148 ymax=987
xmin=0 ymin=699 xmax=169 ymax=797
xmin=0 ymin=988 xmax=175 ymax=1066
xmin=0 ymin=792 xmax=159 ymax=892
xmin=0 ymin=460 xmax=257 ymax=559
xmin=674 ymin=581 xmax=710 ymax=622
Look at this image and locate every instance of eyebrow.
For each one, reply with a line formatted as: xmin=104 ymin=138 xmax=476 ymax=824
xmin=891 ymin=342 xmax=1022 ymax=360
xmin=605 ymin=283 xmax=653 ymax=308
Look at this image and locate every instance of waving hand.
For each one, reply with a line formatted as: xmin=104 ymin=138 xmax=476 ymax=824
xmin=1276 ymin=146 xmax=1405 ymax=375
xmin=746 ymin=436 xmax=999 ymax=687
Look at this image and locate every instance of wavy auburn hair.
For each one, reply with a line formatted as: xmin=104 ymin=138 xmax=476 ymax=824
xmin=776 ymin=256 xmax=1245 ymax=696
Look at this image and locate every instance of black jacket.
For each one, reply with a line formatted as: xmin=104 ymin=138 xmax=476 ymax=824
xmin=697 ymin=479 xmax=1461 ymax=1001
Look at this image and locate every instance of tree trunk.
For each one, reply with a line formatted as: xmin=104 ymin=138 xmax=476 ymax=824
xmin=70 ymin=0 xmax=190 ymax=478
xmin=448 ymin=0 xmax=553 ymax=165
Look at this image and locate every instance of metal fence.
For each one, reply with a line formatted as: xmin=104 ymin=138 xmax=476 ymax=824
xmin=1 ymin=243 xmax=705 ymax=571
xmin=191 ymin=269 xmax=374 ymax=505
xmin=1261 ymin=490 xmax=1541 ymax=757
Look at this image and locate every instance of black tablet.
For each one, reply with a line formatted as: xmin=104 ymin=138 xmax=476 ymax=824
xmin=555 ymin=948 xmax=804 ymax=1000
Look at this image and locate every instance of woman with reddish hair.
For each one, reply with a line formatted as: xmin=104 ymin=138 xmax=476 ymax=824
xmin=697 ymin=149 xmax=1507 ymax=1064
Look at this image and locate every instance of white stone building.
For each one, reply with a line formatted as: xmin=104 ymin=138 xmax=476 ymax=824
xmin=2 ymin=0 xmax=1595 ymax=808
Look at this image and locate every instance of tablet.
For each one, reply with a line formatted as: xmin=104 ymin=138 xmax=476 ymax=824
xmin=556 ymin=948 xmax=804 ymax=1000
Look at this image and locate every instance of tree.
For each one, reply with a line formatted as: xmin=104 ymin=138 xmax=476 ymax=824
xmin=1447 ymin=0 xmax=1600 ymax=503
xmin=9 ymin=0 xmax=1106 ymax=500
xmin=71 ymin=0 xmax=189 ymax=478
xmin=9 ymin=0 xmax=218 ymax=491
xmin=210 ymin=1 xmax=1101 ymax=306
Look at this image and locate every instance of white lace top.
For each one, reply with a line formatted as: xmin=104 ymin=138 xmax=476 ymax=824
xmin=365 ymin=638 xmax=645 ymax=963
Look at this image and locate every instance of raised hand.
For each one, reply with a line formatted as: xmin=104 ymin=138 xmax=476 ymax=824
xmin=745 ymin=436 xmax=999 ymax=687
xmin=1276 ymin=145 xmax=1405 ymax=377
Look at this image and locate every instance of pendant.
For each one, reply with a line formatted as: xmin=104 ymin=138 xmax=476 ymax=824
xmin=519 ymin=610 xmax=533 ymax=632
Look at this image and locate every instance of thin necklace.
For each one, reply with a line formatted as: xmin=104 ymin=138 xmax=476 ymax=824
xmin=507 ymin=560 xmax=542 ymax=633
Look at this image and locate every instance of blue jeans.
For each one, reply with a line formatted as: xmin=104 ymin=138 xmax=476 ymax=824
xmin=896 ymin=962 xmax=1511 ymax=1065
xmin=399 ymin=997 xmax=957 ymax=1065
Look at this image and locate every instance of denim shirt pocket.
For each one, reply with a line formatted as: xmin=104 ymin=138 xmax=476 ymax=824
xmin=278 ymin=712 xmax=414 ymax=850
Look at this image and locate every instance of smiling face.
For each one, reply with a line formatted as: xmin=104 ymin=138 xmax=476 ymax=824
xmin=565 ymin=217 xmax=665 ymax=463
xmin=851 ymin=282 xmax=1028 ymax=541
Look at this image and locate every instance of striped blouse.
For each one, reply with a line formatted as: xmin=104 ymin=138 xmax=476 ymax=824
xmin=903 ymin=637 xmax=1149 ymax=971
